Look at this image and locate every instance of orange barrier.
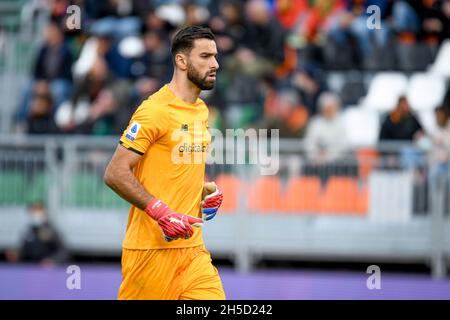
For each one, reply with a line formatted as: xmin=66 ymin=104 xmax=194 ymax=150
xmin=214 ymin=175 xmax=369 ymax=215
xmin=247 ymin=176 xmax=283 ymax=213
xmin=318 ymin=177 xmax=360 ymax=214
xmin=215 ymin=174 xmax=242 ymax=213
xmin=281 ymin=177 xmax=321 ymax=213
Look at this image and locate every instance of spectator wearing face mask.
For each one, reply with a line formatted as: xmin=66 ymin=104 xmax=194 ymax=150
xmin=27 ymin=91 xmax=60 ymax=135
xmin=5 ymin=202 xmax=69 ymax=266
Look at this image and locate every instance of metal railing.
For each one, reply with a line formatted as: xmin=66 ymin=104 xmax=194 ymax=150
xmin=0 ymin=135 xmax=448 ymax=277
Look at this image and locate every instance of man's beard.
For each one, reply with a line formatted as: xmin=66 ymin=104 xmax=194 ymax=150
xmin=187 ymin=62 xmax=215 ymax=90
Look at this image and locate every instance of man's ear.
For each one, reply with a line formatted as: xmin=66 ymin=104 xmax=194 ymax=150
xmin=175 ymin=53 xmax=188 ymax=71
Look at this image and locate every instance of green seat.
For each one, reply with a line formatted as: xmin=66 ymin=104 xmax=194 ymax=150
xmin=67 ymin=172 xmax=129 ymax=208
xmin=101 ymin=186 xmax=129 ymax=209
xmin=67 ymin=173 xmax=104 ymax=207
xmin=0 ymin=172 xmax=26 ymax=205
xmin=26 ymin=172 xmax=48 ymax=204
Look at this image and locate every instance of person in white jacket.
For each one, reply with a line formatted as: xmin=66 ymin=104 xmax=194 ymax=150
xmin=429 ymin=105 xmax=450 ymax=198
xmin=304 ymin=91 xmax=349 ymax=164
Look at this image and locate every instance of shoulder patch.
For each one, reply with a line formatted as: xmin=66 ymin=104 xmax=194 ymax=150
xmin=125 ymin=121 xmax=141 ymax=141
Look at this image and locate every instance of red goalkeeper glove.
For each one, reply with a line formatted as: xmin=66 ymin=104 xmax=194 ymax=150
xmin=145 ymin=198 xmax=203 ymax=242
xmin=201 ymin=182 xmax=223 ymax=221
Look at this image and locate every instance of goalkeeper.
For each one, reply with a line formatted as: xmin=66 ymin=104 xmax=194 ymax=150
xmin=104 ymin=26 xmax=225 ymax=300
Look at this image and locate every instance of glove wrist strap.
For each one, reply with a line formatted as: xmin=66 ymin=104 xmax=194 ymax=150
xmin=144 ymin=198 xmax=166 ymax=221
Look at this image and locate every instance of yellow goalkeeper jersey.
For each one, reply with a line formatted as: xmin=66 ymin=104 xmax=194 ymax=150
xmin=119 ymin=85 xmax=211 ymax=249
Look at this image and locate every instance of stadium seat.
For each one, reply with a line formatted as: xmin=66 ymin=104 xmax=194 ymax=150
xmin=0 ymin=172 xmax=26 ymax=205
xmin=68 ymin=173 xmax=104 ymax=207
xmin=343 ymin=107 xmax=380 ymax=147
xmin=407 ymin=73 xmax=447 ymax=112
xmin=215 ymin=174 xmax=242 ymax=213
xmin=247 ymin=176 xmax=282 ymax=213
xmin=27 ymin=172 xmax=48 ymax=203
xmin=318 ymin=177 xmax=359 ymax=213
xmin=428 ymin=39 xmax=450 ymax=78
xmin=397 ymin=42 xmax=436 ymax=72
xmin=100 ymin=186 xmax=129 ymax=209
xmin=340 ymin=78 xmax=366 ymax=106
xmin=417 ymin=109 xmax=439 ymax=138
xmin=355 ymin=148 xmax=379 ymax=181
xmin=361 ymin=72 xmax=408 ymax=113
xmin=281 ymin=177 xmax=321 ymax=213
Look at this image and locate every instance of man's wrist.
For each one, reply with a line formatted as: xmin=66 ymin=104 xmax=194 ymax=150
xmin=145 ymin=198 xmax=166 ymax=221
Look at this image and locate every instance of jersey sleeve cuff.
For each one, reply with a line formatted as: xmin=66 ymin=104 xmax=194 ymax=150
xmin=119 ymin=140 xmax=145 ymax=155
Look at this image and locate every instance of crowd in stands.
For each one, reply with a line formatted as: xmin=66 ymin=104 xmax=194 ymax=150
xmin=15 ymin=0 xmax=450 ymax=154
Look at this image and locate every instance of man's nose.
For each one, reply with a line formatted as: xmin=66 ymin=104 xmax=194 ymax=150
xmin=212 ymin=58 xmax=219 ymax=70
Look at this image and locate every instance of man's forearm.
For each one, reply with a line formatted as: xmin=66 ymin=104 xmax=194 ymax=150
xmin=105 ymin=165 xmax=154 ymax=211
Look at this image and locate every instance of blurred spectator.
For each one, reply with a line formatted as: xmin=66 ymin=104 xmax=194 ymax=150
xmin=327 ymin=0 xmax=392 ymax=66
xmin=73 ymin=34 xmax=112 ymax=80
xmin=303 ymin=91 xmax=354 ymax=183
xmin=5 ymin=202 xmax=69 ymax=266
xmin=393 ymin=1 xmax=421 ymax=38
xmin=227 ymin=0 xmax=286 ymax=77
xmin=33 ymin=21 xmax=73 ymax=105
xmin=56 ymin=58 xmax=131 ymax=135
xmin=379 ymin=96 xmax=425 ymax=169
xmin=289 ymin=0 xmax=345 ymax=45
xmin=16 ymin=21 xmax=73 ymax=127
xmin=209 ymin=0 xmax=246 ymax=58
xmin=184 ymin=2 xmax=211 ymax=26
xmin=27 ymin=90 xmax=59 ymax=135
xmin=379 ymin=96 xmax=424 ymax=141
xmin=259 ymin=88 xmax=309 ymax=138
xmin=304 ymin=91 xmax=348 ymax=163
xmin=291 ymin=64 xmax=325 ymax=115
xmin=394 ymin=0 xmax=450 ymax=43
xmin=141 ymin=7 xmax=176 ymax=34
xmin=74 ymin=29 xmax=136 ymax=79
xmin=275 ymin=0 xmax=309 ymax=30
xmin=428 ymin=104 xmax=450 ymax=213
xmin=429 ymin=105 xmax=450 ymax=173
xmin=419 ymin=0 xmax=450 ymax=44
xmin=87 ymin=0 xmax=146 ymax=40
xmin=134 ymin=30 xmax=173 ymax=83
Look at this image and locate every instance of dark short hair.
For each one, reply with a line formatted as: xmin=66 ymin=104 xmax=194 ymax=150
xmin=435 ymin=104 xmax=450 ymax=117
xmin=397 ymin=95 xmax=408 ymax=104
xmin=171 ymin=26 xmax=215 ymax=60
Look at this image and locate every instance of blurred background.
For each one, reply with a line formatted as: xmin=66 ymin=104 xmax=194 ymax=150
xmin=1 ymin=0 xmax=450 ymax=299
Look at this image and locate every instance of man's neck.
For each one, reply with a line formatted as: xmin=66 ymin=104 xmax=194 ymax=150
xmin=168 ymin=75 xmax=201 ymax=104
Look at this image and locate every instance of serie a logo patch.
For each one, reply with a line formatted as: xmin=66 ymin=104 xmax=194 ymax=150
xmin=126 ymin=121 xmax=141 ymax=141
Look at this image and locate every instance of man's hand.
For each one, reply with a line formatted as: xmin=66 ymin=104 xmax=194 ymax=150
xmin=145 ymin=198 xmax=203 ymax=241
xmin=201 ymin=182 xmax=223 ymax=221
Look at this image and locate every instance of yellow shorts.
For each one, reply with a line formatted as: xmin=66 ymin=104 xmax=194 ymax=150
xmin=118 ymin=245 xmax=226 ymax=300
